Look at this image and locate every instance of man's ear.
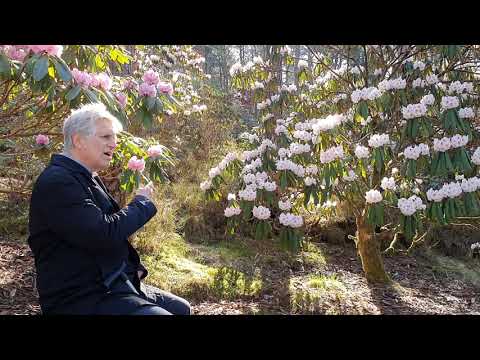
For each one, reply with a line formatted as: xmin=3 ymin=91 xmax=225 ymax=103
xmin=72 ymin=133 xmax=84 ymax=150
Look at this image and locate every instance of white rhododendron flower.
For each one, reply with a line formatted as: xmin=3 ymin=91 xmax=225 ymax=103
xmin=355 ymin=145 xmax=370 ymax=159
xmin=380 ymin=177 xmax=396 ymax=191
xmin=252 ymin=206 xmax=271 ymax=220
xmin=279 ymin=212 xmax=303 ymax=228
xmin=224 ymin=206 xmax=241 ymax=217
xmin=398 ymin=195 xmax=426 ymax=216
xmin=458 ymin=107 xmax=475 ymax=119
xmin=472 ymin=147 xmax=480 ymax=165
xmin=200 ymin=180 xmax=212 ymax=191
xmin=441 ymin=96 xmax=460 ymax=110
xmin=278 ymin=200 xmax=292 ymax=211
xmin=368 ymin=134 xmax=390 ymax=148
xmin=365 ymin=189 xmax=383 ymax=204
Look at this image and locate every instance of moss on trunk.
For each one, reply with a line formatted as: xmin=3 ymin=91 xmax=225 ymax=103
xmin=355 ymin=211 xmax=390 ymax=284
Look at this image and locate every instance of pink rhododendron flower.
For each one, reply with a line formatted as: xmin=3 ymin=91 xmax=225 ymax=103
xmin=157 ymin=81 xmax=173 ymax=95
xmin=71 ymin=68 xmax=92 ymax=87
xmin=95 ymin=72 xmax=112 ymax=91
xmin=115 ymin=93 xmax=127 ymax=108
xmin=35 ymin=134 xmax=50 ymax=145
xmin=123 ymin=79 xmax=138 ymax=91
xmin=4 ymin=46 xmax=27 ymax=61
xmin=142 ymin=70 xmax=160 ymax=86
xmin=147 ymin=145 xmax=163 ymax=158
xmin=127 ymin=156 xmax=145 ymax=172
xmin=139 ymin=82 xmax=157 ymax=97
xmin=28 ymin=45 xmax=63 ymax=57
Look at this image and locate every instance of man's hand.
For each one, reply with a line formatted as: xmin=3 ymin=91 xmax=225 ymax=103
xmin=136 ymin=182 xmax=155 ymax=201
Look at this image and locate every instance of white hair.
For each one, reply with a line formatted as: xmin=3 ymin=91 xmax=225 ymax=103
xmin=63 ymin=103 xmax=123 ymax=152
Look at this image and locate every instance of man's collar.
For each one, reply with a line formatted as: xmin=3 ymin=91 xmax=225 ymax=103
xmin=50 ymin=153 xmax=93 ymax=177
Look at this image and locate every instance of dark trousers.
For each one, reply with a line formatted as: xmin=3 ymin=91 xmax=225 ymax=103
xmin=135 ymin=283 xmax=191 ymax=315
xmin=94 ymin=281 xmax=191 ymax=315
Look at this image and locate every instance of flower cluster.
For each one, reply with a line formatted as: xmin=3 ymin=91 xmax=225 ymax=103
xmin=448 ymin=81 xmax=474 ymax=95
xmin=380 ymin=177 xmax=396 ymax=191
xmin=365 ymin=189 xmax=383 ymax=204
xmin=279 ymin=213 xmax=303 ymax=228
xmin=289 ymin=142 xmax=311 ymax=155
xmin=35 ymin=134 xmax=49 ymax=145
xmin=402 ymin=103 xmax=428 ymax=119
xmin=239 ymin=132 xmax=260 ymax=144
xmin=224 ymin=207 xmax=241 ymax=217
xmin=377 ymin=77 xmax=406 ymax=91
xmin=413 ymin=61 xmax=426 ymax=71
xmin=72 ymin=69 xmax=111 ymax=91
xmin=433 ymin=135 xmax=469 ymax=152
xmin=28 ymin=45 xmax=63 ymax=57
xmin=412 ymin=78 xmax=426 ymax=88
xmin=252 ymin=206 xmax=271 ymax=220
xmin=368 ymin=134 xmax=390 ymax=148
xmin=420 ymin=94 xmax=435 ymax=106
xmin=311 ymin=114 xmax=346 ymax=134
xmin=355 ymin=145 xmax=370 ymax=159
xmin=458 ymin=107 xmax=475 ymax=119
xmin=1 ymin=45 xmax=28 ymax=61
xmin=440 ymin=96 xmax=460 ymax=111
xmin=276 ymin=159 xmax=305 ymax=177
xmin=403 ymin=143 xmax=430 ymax=160
xmin=425 ymin=73 xmax=439 ymax=85
xmin=426 ymin=180 xmax=470 ymax=202
xmin=293 ymin=130 xmax=312 ymax=142
xmin=239 ymin=186 xmax=257 ymax=201
xmin=397 ymin=195 xmax=426 ymax=216
xmin=320 ymin=145 xmax=344 ymax=164
xmin=278 ymin=199 xmax=292 ymax=211
xmin=147 ymin=145 xmax=163 ymax=158
xmin=472 ymin=147 xmax=480 ymax=165
xmin=351 ymin=87 xmax=382 ymax=103
xmin=275 ymin=125 xmax=289 ymax=136
xmin=127 ymin=156 xmax=145 ymax=172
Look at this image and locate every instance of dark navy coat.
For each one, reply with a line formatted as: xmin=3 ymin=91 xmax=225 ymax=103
xmin=28 ymin=154 xmax=157 ymax=314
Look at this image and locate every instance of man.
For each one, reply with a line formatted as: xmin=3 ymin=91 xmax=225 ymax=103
xmin=28 ymin=103 xmax=191 ymax=315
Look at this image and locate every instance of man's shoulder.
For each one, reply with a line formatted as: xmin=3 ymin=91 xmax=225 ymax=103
xmin=35 ymin=164 xmax=81 ymax=190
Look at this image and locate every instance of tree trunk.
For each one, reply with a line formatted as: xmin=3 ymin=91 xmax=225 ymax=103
xmin=355 ymin=210 xmax=390 ymax=283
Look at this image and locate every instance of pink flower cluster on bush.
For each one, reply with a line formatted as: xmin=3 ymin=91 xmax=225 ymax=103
xmin=1 ymin=45 xmax=63 ymax=61
xmin=71 ymin=68 xmax=112 ymax=91
xmin=139 ymin=69 xmax=173 ymax=97
xmin=35 ymin=134 xmax=50 ymax=145
xmin=115 ymin=93 xmax=127 ymax=108
xmin=127 ymin=156 xmax=145 ymax=172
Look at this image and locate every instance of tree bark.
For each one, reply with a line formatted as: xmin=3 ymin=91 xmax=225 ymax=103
xmin=355 ymin=210 xmax=390 ymax=283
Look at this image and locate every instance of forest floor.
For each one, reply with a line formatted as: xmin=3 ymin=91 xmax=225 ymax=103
xmin=2 ymin=233 xmax=480 ymax=315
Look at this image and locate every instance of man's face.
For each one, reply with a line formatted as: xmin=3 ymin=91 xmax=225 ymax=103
xmin=76 ymin=118 xmax=117 ymax=172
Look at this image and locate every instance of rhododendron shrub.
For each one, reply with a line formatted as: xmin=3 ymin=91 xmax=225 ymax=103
xmin=201 ymin=45 xmax=480 ymax=283
xmin=0 ymin=45 xmax=203 ymax=197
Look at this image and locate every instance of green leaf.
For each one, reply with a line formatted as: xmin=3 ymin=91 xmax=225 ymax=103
xmin=145 ymin=96 xmax=156 ymax=111
xmin=83 ymin=88 xmax=99 ymax=103
xmin=0 ymin=53 xmax=11 ymax=75
xmin=52 ymin=57 xmax=72 ymax=82
xmin=65 ymin=85 xmax=81 ymax=101
xmin=33 ymin=56 xmax=49 ymax=81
